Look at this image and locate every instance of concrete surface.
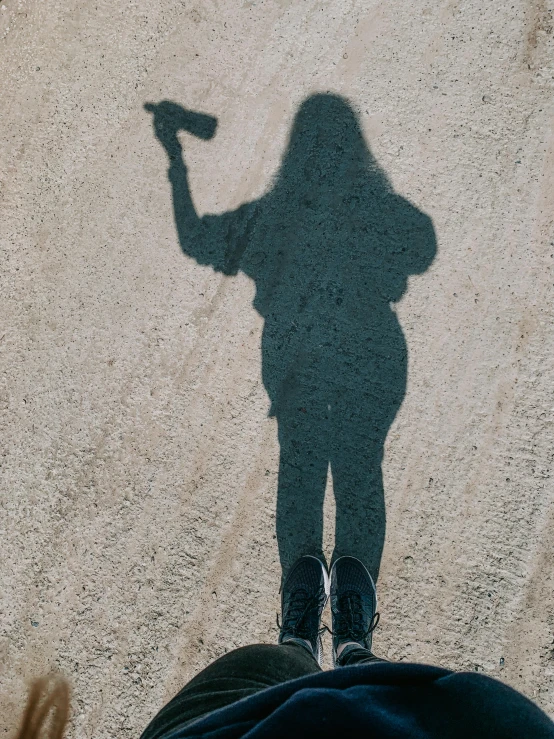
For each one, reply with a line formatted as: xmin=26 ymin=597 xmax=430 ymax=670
xmin=1 ymin=0 xmax=553 ymax=735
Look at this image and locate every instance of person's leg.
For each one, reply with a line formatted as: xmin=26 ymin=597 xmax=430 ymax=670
xmin=141 ymin=642 xmax=320 ymax=739
xmin=142 ymin=556 xmax=328 ymax=739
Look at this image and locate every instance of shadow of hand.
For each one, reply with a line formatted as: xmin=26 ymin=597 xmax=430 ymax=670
xmin=144 ymin=101 xmax=217 ymax=161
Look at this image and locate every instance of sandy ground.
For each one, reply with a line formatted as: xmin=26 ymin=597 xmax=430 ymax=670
xmin=1 ymin=0 xmax=554 ymax=735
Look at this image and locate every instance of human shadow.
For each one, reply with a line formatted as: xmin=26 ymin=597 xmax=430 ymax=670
xmin=145 ymin=94 xmax=437 ymax=582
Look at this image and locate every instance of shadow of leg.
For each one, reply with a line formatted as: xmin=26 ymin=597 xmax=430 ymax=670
xmin=275 ymin=406 xmax=328 ymax=580
xmin=329 ymin=310 xmax=407 ymax=583
xmin=331 ymin=446 xmax=386 ymax=583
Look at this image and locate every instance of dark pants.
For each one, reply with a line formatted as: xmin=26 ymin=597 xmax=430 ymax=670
xmin=141 ymin=643 xmax=383 ymax=739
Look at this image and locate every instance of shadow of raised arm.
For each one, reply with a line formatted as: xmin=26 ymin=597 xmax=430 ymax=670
xmin=145 ymin=101 xmax=240 ymax=274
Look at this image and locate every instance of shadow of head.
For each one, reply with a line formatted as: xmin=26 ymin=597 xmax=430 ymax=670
xmin=274 ymin=93 xmax=389 ymax=198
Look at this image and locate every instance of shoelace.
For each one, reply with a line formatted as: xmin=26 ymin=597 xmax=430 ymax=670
xmin=277 ymin=585 xmax=327 ymax=641
xmin=325 ymin=590 xmax=380 ymax=642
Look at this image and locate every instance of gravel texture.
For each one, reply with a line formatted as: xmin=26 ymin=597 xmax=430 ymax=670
xmin=1 ymin=0 xmax=553 ymax=735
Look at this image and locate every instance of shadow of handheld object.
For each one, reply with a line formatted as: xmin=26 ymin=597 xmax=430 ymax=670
xmin=144 ymin=101 xmax=218 ymax=157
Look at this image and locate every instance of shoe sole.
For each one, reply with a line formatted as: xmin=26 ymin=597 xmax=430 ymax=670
xmin=330 ymin=556 xmax=377 ymax=667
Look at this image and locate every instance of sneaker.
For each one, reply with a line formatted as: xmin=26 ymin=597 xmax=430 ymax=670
xmin=330 ymin=556 xmax=380 ymax=666
xmin=278 ymin=556 xmax=329 ymax=665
